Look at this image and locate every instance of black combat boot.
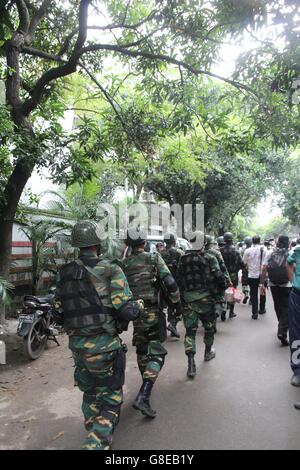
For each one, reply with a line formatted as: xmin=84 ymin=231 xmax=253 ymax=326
xmin=187 ymin=353 xmax=196 ymax=378
xmin=133 ymin=380 xmax=157 ymax=418
xmin=204 ymin=346 xmax=216 ymax=362
xmin=221 ymin=310 xmax=226 ymax=322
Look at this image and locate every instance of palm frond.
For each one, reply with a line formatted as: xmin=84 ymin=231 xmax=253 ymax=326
xmin=0 ymin=277 xmax=14 ymax=305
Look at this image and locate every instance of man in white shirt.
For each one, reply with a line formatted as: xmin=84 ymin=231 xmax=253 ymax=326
xmin=243 ymin=236 xmax=267 ymax=320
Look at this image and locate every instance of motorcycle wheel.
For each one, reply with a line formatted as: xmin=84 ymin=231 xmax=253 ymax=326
xmin=24 ymin=318 xmax=47 ymax=360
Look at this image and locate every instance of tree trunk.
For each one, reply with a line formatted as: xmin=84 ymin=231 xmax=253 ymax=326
xmin=0 ymin=160 xmax=34 ymax=323
xmin=0 ymin=218 xmax=13 ymax=324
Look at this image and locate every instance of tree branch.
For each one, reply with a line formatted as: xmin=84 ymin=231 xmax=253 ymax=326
xmin=21 ymin=45 xmax=66 ymax=62
xmin=58 ymin=28 xmax=78 ymax=56
xmin=16 ymin=0 xmax=30 ymax=33
xmin=86 ymin=9 xmax=158 ymax=31
xmin=26 ymin=0 xmax=53 ymax=44
xmin=67 ymin=107 xmax=103 ymax=116
xmin=81 ymin=43 xmax=260 ymax=97
xmin=117 ymin=27 xmax=164 ymax=49
xmin=79 ymin=62 xmax=128 ymax=133
xmin=21 ymin=0 xmax=90 ymax=116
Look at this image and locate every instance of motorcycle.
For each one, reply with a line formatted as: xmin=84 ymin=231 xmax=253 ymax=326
xmin=17 ymin=287 xmax=61 ymax=360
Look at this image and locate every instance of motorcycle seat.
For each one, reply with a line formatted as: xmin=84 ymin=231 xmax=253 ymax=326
xmin=24 ymin=295 xmax=53 ymax=305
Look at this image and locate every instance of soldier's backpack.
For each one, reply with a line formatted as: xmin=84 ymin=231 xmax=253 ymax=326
xmin=267 ymin=249 xmax=289 ymax=285
xmin=221 ymin=245 xmax=238 ymax=274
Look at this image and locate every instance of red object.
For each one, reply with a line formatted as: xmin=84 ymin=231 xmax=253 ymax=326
xmin=11 ymin=241 xmax=55 ymax=248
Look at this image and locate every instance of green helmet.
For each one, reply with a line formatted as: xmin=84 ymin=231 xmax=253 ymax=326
xmin=205 ymin=235 xmax=214 ymax=247
xmin=244 ymin=236 xmax=252 ymax=247
xmin=126 ymin=227 xmax=147 ymax=247
xmin=217 ymin=236 xmax=225 ymax=246
xmin=224 ymin=232 xmax=233 ymax=242
xmin=188 ymin=230 xmax=205 ymax=249
xmin=164 ymin=232 xmax=177 ymax=244
xmin=71 ymin=220 xmax=102 ymax=248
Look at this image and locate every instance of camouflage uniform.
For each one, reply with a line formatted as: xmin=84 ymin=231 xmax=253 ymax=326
xmin=162 ymin=246 xmax=183 ymax=332
xmin=55 ymin=252 xmax=133 ymax=450
xmin=206 ymin=246 xmax=232 ymax=321
xmin=220 ymin=244 xmax=245 ymax=316
xmin=220 ymin=245 xmax=244 ymax=288
xmin=177 ymin=249 xmax=223 ymax=356
xmin=123 ymin=249 xmax=180 ymax=384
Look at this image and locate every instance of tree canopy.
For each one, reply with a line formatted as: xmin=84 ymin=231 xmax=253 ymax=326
xmin=0 ymin=0 xmax=299 ymax=315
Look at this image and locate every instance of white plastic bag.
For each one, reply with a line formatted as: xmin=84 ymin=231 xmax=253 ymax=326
xmin=225 ymin=287 xmax=235 ymax=303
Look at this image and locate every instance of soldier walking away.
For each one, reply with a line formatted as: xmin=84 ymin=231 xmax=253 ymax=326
xmin=161 ymin=232 xmax=183 ymax=338
xmin=217 ymin=236 xmax=225 ymax=250
xmin=177 ymin=231 xmax=226 ymax=378
xmin=123 ymin=228 xmax=182 ymax=418
xmin=204 ymin=235 xmax=232 ymax=332
xmin=243 ymin=236 xmax=267 ymax=320
xmin=53 ymin=220 xmax=140 ymax=450
xmin=220 ymin=232 xmax=245 ymax=321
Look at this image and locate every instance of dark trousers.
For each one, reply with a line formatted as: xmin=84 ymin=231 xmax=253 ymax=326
xmin=270 ymin=286 xmax=290 ymax=338
xmin=248 ymin=278 xmax=266 ymax=315
xmin=289 ymin=289 xmax=300 ymax=375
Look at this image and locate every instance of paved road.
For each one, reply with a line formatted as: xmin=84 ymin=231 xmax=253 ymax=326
xmin=1 ymin=295 xmax=300 ymax=450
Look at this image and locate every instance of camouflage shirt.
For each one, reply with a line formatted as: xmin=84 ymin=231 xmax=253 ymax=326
xmin=55 ymin=252 xmax=133 ymax=350
xmin=177 ymin=250 xmax=221 ymax=303
xmin=206 ymin=247 xmax=232 ymax=286
xmin=162 ymin=246 xmax=183 ymax=280
xmin=123 ymin=248 xmax=180 ymax=305
xmin=220 ymin=245 xmax=245 ymax=278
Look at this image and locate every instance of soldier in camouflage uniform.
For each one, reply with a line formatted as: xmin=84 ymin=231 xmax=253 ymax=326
xmin=161 ymin=232 xmax=183 ymax=338
xmin=123 ymin=228 xmax=182 ymax=418
xmin=217 ymin=236 xmax=225 ymax=249
xmin=204 ymin=235 xmax=232 ymax=331
xmin=177 ymin=231 xmax=226 ymax=378
xmin=220 ymin=232 xmax=246 ymax=320
xmin=53 ymin=221 xmax=140 ymax=450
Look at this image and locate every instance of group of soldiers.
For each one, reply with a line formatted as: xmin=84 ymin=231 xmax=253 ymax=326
xmin=53 ymin=220 xmax=248 ymax=450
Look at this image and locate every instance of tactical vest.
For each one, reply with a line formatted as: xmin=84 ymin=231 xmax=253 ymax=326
xmin=180 ymin=251 xmax=209 ymax=292
xmin=58 ymin=259 xmax=115 ymax=333
xmin=221 ymin=245 xmax=238 ymax=274
xmin=123 ymin=252 xmax=158 ymax=304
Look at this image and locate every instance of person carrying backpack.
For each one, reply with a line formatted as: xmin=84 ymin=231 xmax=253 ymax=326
xmin=261 ymin=235 xmax=291 ymax=346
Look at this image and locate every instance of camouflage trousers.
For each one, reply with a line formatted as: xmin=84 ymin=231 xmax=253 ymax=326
xmin=69 ymin=335 xmax=123 ymax=451
xmin=133 ymin=307 xmax=168 ymax=384
xmin=183 ymin=300 xmax=216 ymax=355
